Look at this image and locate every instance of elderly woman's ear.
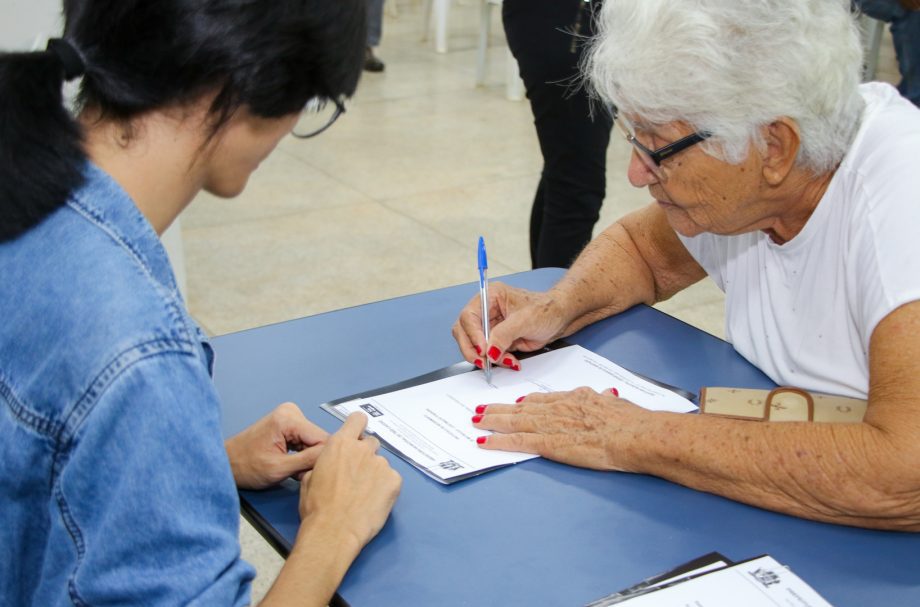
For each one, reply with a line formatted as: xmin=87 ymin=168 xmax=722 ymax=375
xmin=760 ymin=117 xmax=802 ymax=187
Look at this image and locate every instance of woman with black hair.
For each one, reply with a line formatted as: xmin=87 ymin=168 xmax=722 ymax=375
xmin=0 ymin=2 xmax=401 ymax=606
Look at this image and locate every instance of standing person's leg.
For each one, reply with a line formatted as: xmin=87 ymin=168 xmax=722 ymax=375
xmin=856 ymin=0 xmax=920 ymax=106
xmin=503 ymin=0 xmax=612 ymax=269
xmin=366 ymin=0 xmax=385 ymax=72
xmin=856 ymin=0 xmax=902 ymax=21
xmin=536 ymin=79 xmax=612 ymax=268
xmin=890 ymin=8 xmax=920 ymax=105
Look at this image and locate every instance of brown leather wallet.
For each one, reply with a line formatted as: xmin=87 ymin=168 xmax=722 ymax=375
xmin=699 ymin=386 xmax=867 ymax=422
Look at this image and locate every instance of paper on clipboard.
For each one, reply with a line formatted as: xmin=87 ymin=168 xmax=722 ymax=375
xmin=322 ymin=345 xmax=697 ymax=484
xmin=599 ymin=555 xmax=834 ymax=607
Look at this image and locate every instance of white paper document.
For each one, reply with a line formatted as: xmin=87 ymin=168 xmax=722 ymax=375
xmin=323 ymin=345 xmax=697 ymax=483
xmin=611 ymin=556 xmax=833 ymax=607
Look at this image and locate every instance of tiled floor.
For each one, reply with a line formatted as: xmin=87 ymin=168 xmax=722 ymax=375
xmin=179 ymin=3 xmax=902 ymax=602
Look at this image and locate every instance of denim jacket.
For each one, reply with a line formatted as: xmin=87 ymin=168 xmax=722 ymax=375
xmin=0 ymin=163 xmax=254 ymax=605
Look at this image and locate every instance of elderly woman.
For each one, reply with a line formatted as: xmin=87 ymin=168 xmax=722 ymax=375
xmin=453 ymin=0 xmax=920 ymax=531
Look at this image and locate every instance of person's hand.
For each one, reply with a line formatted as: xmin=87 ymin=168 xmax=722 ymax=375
xmin=226 ymin=402 xmax=329 ymax=490
xmin=471 ymin=387 xmax=649 ymax=471
xmin=299 ymin=413 xmax=402 ymax=550
xmin=452 ymin=282 xmax=569 ymax=371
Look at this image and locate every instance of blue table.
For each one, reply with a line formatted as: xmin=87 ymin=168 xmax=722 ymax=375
xmin=214 ymin=268 xmax=920 ymax=606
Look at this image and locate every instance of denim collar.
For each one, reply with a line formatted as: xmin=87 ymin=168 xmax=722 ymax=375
xmin=67 ymin=162 xmax=181 ymax=301
xmin=67 ymin=162 xmax=214 ymax=370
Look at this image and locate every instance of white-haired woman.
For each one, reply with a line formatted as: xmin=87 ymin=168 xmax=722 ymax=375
xmin=452 ymin=0 xmax=920 ymax=530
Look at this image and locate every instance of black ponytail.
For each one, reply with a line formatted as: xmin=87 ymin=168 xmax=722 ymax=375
xmin=0 ymin=0 xmax=366 ymax=243
xmin=0 ymin=48 xmax=86 ymax=242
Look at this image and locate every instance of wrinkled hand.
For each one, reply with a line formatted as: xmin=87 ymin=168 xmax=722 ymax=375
xmin=300 ymin=413 xmax=402 ymax=550
xmin=452 ymin=282 xmax=568 ymax=371
xmin=472 ymin=387 xmax=649 ymax=471
xmin=226 ymin=402 xmax=329 ymax=490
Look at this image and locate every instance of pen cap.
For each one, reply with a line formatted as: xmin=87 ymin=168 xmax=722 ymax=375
xmin=477 ymin=236 xmax=488 ymax=285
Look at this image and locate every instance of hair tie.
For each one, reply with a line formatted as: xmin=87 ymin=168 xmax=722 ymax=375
xmin=46 ymin=38 xmax=86 ymax=81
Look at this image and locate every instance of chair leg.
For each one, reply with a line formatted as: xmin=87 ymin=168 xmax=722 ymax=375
xmin=421 ymin=0 xmax=432 ymax=41
xmin=434 ymin=0 xmax=450 ymax=53
xmin=475 ymin=1 xmax=492 ymax=86
xmin=505 ymin=47 xmax=524 ymax=101
xmin=861 ymin=16 xmax=884 ymax=81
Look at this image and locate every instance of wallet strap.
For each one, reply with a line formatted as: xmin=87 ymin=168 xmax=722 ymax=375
xmin=766 ymin=387 xmax=814 ymax=422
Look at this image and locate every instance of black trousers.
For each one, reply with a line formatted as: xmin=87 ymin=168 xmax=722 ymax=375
xmin=503 ymin=0 xmax=612 ymax=268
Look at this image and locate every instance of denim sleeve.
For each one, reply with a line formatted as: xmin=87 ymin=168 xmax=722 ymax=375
xmin=53 ymin=351 xmax=255 ymax=606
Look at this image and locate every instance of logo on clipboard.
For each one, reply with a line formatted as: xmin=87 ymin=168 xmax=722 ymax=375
xmin=360 ymin=403 xmax=384 ymax=418
xmin=749 ymin=567 xmax=782 ymax=588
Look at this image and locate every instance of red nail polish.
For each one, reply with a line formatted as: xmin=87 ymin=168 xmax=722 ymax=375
xmin=610 ymin=387 xmax=619 ymax=397
xmin=512 ymin=363 xmax=521 ymax=371
xmin=474 ymin=345 xmax=482 ymax=355
xmin=502 ymin=357 xmax=513 ymax=367
xmin=488 ymin=346 xmax=501 ymax=362
xmin=474 ymin=359 xmax=483 ymax=369
xmin=472 ymin=414 xmax=483 ymax=423
xmin=476 ymin=436 xmax=487 ymax=445
xmin=515 ymin=396 xmax=525 ymax=403
xmin=475 ymin=404 xmax=487 ymax=414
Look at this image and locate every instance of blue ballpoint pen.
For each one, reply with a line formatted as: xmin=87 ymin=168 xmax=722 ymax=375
xmin=477 ymin=236 xmax=492 ymax=384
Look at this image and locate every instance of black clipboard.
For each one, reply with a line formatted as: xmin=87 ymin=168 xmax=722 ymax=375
xmin=585 ymin=551 xmax=734 ymax=606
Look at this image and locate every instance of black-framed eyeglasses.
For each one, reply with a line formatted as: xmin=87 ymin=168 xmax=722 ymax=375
xmin=291 ymin=97 xmax=346 ymax=139
xmin=612 ymin=107 xmax=710 ymax=179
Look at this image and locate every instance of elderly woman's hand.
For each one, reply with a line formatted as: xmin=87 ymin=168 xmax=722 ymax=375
xmin=452 ymin=282 xmax=569 ymax=371
xmin=471 ymin=387 xmax=649 ymax=471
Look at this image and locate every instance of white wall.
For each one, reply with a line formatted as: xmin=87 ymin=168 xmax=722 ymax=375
xmin=1 ymin=0 xmax=188 ymax=297
xmin=0 ymin=0 xmax=62 ymax=50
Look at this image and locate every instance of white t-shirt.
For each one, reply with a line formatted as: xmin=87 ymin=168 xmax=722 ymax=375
xmin=678 ymin=83 xmax=920 ymax=399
